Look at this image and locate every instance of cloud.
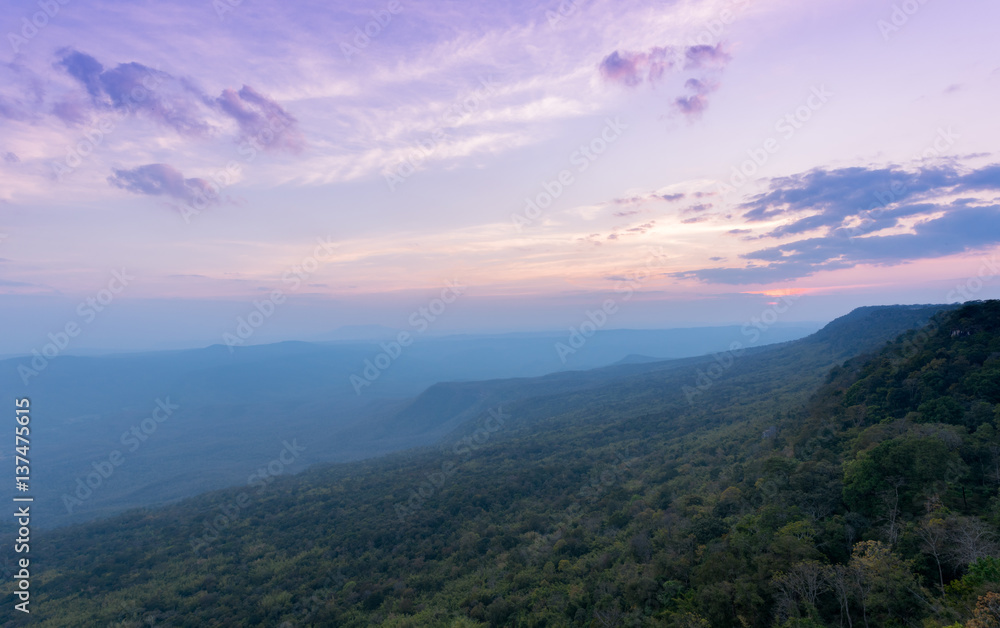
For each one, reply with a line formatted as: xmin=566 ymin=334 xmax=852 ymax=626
xmin=684 ymin=44 xmax=730 ymax=70
xmin=598 ymin=51 xmax=642 ymax=87
xmin=51 ymin=98 xmax=90 ymax=125
xmin=612 ymin=191 xmax=688 ymax=206
xmin=673 ymin=162 xmax=1000 ymax=284
xmin=102 ymin=63 xmax=210 ymax=136
xmin=55 ymin=49 xmax=209 ymax=135
xmin=56 ymin=50 xmax=105 ymax=100
xmin=673 ymin=78 xmax=719 ymax=120
xmin=627 ymin=221 xmax=656 ymax=233
xmin=54 ymin=49 xmax=302 ymax=145
xmin=216 ymin=85 xmax=304 ymax=153
xmin=600 ymin=44 xmax=731 ymax=90
xmin=3 ymin=152 xmax=19 ymax=164
xmin=107 ymin=163 xmax=219 ymax=209
xmin=739 ymin=163 xmax=1000 ymax=238
xmin=599 ymin=47 xmax=674 ymax=87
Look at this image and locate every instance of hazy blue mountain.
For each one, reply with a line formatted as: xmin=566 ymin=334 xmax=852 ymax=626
xmin=0 ymin=324 xmax=816 ymax=528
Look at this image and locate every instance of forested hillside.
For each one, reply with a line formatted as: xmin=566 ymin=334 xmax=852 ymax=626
xmin=7 ymin=302 xmax=1000 ymax=627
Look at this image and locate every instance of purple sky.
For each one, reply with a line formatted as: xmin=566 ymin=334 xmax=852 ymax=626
xmin=1 ymin=0 xmax=999 ymax=353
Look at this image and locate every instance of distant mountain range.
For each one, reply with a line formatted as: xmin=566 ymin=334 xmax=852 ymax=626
xmin=0 ymin=323 xmax=817 ymax=528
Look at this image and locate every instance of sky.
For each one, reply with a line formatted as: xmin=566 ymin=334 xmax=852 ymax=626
xmin=1 ymin=0 xmax=999 ymax=353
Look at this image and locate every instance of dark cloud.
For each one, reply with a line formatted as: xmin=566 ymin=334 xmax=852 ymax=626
xmin=53 ymin=50 xmax=301 ymax=147
xmin=661 ymin=193 xmax=686 ymax=202
xmin=56 ymin=50 xmax=104 ymax=99
xmin=3 ymin=152 xmax=19 ymax=164
xmin=599 ymin=47 xmax=675 ymax=87
xmin=107 ymin=163 xmax=219 ymax=209
xmin=673 ymin=162 xmax=1000 ymax=284
xmin=55 ymin=49 xmax=209 ymax=135
xmin=674 ymin=94 xmax=709 ymax=118
xmin=599 ymin=51 xmax=642 ymax=87
xmin=957 ymin=163 xmax=1000 ymax=191
xmin=681 ymin=216 xmax=709 ymax=224
xmin=100 ymin=62 xmax=209 ymax=136
xmin=217 ymin=85 xmax=304 ymax=153
xmin=738 ymin=164 xmax=1000 ymax=239
xmin=684 ymin=44 xmax=731 ymax=70
xmin=613 ymin=209 xmax=641 ymax=217
xmin=599 ymin=44 xmax=731 ymax=102
xmin=728 ymin=228 xmax=752 ymax=235
xmin=673 ymin=78 xmax=720 ymax=120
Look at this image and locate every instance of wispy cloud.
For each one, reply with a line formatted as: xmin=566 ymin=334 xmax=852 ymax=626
xmin=107 ymin=163 xmax=219 ymax=209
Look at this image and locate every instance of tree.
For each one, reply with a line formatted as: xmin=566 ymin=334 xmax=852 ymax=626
xmin=824 ymin=564 xmax=855 ymax=628
xmin=847 ymin=540 xmax=926 ymax=628
xmin=914 ymin=514 xmax=949 ymax=595
xmin=969 ymin=592 xmax=1000 ymax=628
xmin=772 ymin=560 xmax=826 ymax=622
xmin=950 ymin=516 xmax=998 ymax=570
xmin=843 ymin=435 xmax=962 ymax=518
